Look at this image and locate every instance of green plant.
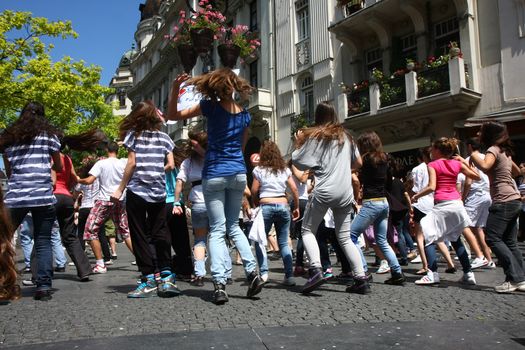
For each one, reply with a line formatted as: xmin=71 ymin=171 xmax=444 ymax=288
xmin=291 ymin=113 xmax=311 ymax=135
xmin=218 ymin=24 xmax=261 ymax=60
xmin=191 ymin=0 xmax=226 ymax=33
xmin=166 ymin=10 xmax=192 ymax=46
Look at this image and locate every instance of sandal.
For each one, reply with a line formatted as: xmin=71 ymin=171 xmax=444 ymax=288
xmin=416 ymin=268 xmax=428 ymax=275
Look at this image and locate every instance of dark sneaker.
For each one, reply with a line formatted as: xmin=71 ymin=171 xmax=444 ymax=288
xmin=365 ymin=271 xmax=373 ymax=282
xmin=191 ymin=276 xmax=205 ymax=287
xmin=302 ymin=268 xmax=325 ymax=294
xmin=246 ymin=271 xmax=264 ymax=298
xmin=157 ymin=274 xmax=181 ymax=298
xmin=54 ymin=266 xmax=66 ymax=273
xmin=34 ymin=289 xmax=52 ymax=301
xmin=213 ymin=283 xmax=229 ymax=305
xmin=127 ymin=277 xmax=157 ymax=298
xmin=226 ymin=278 xmax=234 ymax=285
xmin=384 ymin=272 xmax=405 ymax=285
xmin=346 ymin=276 xmax=371 ymax=295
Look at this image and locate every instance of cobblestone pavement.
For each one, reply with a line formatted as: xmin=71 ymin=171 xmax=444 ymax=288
xmin=1 ymin=243 xmax=525 ymax=348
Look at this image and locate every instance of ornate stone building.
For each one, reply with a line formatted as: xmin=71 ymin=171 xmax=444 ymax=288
xmin=125 ymin=0 xmax=272 ymax=148
xmin=106 ymin=49 xmax=135 ymax=117
xmin=116 ymin=0 xmax=525 ymax=164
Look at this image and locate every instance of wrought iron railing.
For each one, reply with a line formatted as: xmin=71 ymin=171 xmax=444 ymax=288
xmin=379 ymin=76 xmax=406 ymax=107
xmin=347 ymin=88 xmax=370 ymax=116
xmin=417 ymin=65 xmax=450 ymax=98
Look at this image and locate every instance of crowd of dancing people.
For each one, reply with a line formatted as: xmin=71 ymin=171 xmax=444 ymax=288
xmin=1 ymin=67 xmax=525 ymax=304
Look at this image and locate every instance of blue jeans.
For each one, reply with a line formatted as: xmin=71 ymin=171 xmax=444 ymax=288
xmin=19 ymin=216 xmax=67 ymax=268
xmin=203 ymin=174 xmax=256 ymax=285
xmin=351 ymin=198 xmax=402 ymax=274
xmin=10 ymin=206 xmax=56 ymax=291
xmin=255 ymin=204 xmax=293 ymax=278
xmin=425 ymin=238 xmax=471 ymax=273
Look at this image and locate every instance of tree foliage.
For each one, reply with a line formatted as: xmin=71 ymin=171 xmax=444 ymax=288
xmin=0 ymin=10 xmax=119 ymax=139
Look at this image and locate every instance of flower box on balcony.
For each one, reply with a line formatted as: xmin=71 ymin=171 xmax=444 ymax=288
xmin=417 ymin=65 xmax=450 ymax=98
xmin=379 ymin=76 xmax=406 ymax=107
xmin=347 ymin=88 xmax=370 ymax=116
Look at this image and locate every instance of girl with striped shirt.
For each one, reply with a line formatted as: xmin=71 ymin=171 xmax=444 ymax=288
xmin=112 ymin=101 xmax=179 ymax=298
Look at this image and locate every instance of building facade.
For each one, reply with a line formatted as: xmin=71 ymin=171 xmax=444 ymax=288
xmin=125 ymin=0 xmax=273 ymax=149
xmin=118 ymin=0 xmax=525 ymax=165
xmin=106 ymin=49 xmax=135 ymax=117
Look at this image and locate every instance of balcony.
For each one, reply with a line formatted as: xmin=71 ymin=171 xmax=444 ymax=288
xmin=296 ymin=39 xmax=311 ymax=70
xmin=341 ymin=57 xmax=481 ymax=133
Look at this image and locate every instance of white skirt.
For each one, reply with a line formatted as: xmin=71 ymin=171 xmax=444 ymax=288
xmin=421 ymin=200 xmax=472 ymax=245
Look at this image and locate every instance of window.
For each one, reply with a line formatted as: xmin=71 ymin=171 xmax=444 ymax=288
xmin=296 ymin=0 xmax=310 ymax=42
xmin=434 ymin=18 xmax=459 ymax=56
xmin=117 ymin=89 xmax=126 ymax=109
xmin=366 ymin=48 xmax=383 ymax=75
xmin=250 ymin=60 xmax=258 ymax=88
xmin=250 ymin=0 xmax=258 ymax=32
xmin=300 ymin=76 xmax=314 ymax=123
xmin=401 ymin=34 xmax=417 ymax=62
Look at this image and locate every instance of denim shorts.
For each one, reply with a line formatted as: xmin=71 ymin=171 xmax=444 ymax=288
xmin=191 ymin=202 xmax=209 ymax=229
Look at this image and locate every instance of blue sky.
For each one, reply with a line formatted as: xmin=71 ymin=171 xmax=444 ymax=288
xmin=1 ymin=0 xmax=141 ymax=86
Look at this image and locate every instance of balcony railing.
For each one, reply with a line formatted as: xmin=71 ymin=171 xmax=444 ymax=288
xmin=379 ymin=76 xmax=406 ymax=107
xmin=296 ymin=38 xmax=311 ymax=69
xmin=343 ymin=56 xmax=475 ymax=118
xmin=347 ymin=88 xmax=370 ymax=116
xmin=343 ymin=0 xmax=365 ymax=16
xmin=417 ymin=65 xmax=450 ymax=98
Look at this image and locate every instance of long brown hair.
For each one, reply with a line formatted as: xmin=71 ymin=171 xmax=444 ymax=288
xmin=432 ymin=137 xmax=459 ymax=158
xmin=357 ymin=131 xmax=387 ymax=165
xmin=118 ymin=100 xmax=163 ymax=140
xmin=259 ymin=140 xmax=286 ymax=174
xmin=295 ymin=102 xmax=351 ymax=149
xmin=0 ymin=187 xmax=20 ymax=301
xmin=0 ymin=101 xmax=62 ymax=152
xmin=479 ymin=121 xmax=513 ymax=156
xmin=187 ymin=68 xmax=253 ymax=101
xmin=61 ymin=129 xmax=109 ymax=152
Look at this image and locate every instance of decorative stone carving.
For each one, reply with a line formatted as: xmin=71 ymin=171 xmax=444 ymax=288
xmin=380 ymin=118 xmax=432 ymax=142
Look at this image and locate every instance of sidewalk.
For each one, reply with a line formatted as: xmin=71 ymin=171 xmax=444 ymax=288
xmin=1 ymin=243 xmax=525 ymax=348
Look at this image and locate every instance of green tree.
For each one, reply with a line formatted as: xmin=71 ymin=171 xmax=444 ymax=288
xmin=0 ymin=10 xmax=119 ymax=139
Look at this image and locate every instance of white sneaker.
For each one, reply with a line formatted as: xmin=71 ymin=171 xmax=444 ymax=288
xmin=460 ymin=271 xmax=476 ymax=285
xmin=104 ymin=259 xmax=113 ymax=266
xmin=410 ymin=255 xmax=422 ymax=264
xmin=92 ymin=264 xmax=107 ymax=274
xmin=261 ymin=273 xmax=269 ymax=283
xmin=376 ymin=260 xmax=390 ymax=274
xmin=471 ymin=257 xmax=488 ymax=270
xmin=485 ymin=261 xmax=496 ymax=269
xmin=415 ymin=271 xmax=440 ymax=285
xmin=494 ymin=281 xmax=518 ymax=293
xmin=68 ymin=262 xmax=75 ymax=266
xmin=22 ymin=279 xmax=35 ymax=286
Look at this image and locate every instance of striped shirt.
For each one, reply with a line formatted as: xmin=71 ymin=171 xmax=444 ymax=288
xmin=4 ymin=133 xmax=61 ymax=208
xmin=123 ymin=130 xmax=174 ymax=203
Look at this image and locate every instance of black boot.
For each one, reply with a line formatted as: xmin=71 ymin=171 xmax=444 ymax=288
xmin=246 ymin=271 xmax=263 ymax=298
xmin=385 ymin=271 xmax=405 ymax=285
xmin=346 ymin=275 xmax=371 ymax=294
xmin=213 ymin=283 xmax=228 ymax=305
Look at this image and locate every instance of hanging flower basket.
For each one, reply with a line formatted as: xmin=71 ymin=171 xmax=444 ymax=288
xmin=218 ymin=44 xmax=241 ymax=68
xmin=190 ymin=28 xmax=215 ymax=54
xmin=177 ymin=44 xmax=197 ymax=73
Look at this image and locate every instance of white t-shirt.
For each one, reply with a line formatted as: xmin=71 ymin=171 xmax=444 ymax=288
xmin=76 ymin=181 xmax=100 ymax=209
xmin=457 ymin=155 xmax=490 ymax=200
xmin=177 ymin=157 xmax=204 ymax=204
xmin=89 ymin=157 xmax=127 ymax=201
xmin=253 ymin=166 xmax=292 ymax=199
xmin=411 ymin=162 xmax=434 ymax=213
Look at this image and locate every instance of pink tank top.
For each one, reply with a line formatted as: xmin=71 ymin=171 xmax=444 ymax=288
xmin=428 ymin=158 xmax=461 ymax=201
